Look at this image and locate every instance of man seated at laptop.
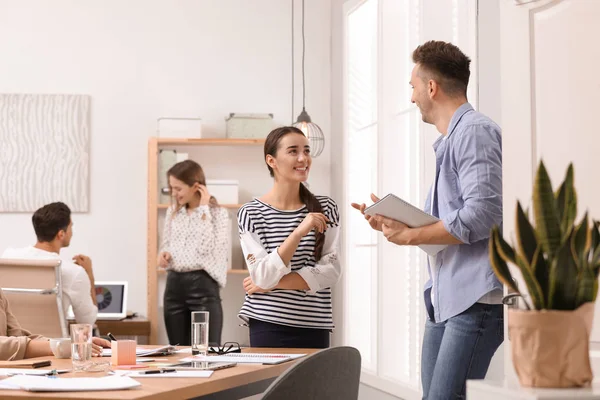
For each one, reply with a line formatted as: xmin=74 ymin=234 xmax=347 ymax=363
xmin=1 ymin=202 xmax=98 ymax=325
xmin=0 ymin=288 xmax=109 ymax=361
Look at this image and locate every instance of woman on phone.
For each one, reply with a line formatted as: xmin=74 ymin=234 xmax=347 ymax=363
xmin=237 ymin=126 xmax=341 ymax=348
xmin=158 ymin=160 xmax=229 ymax=346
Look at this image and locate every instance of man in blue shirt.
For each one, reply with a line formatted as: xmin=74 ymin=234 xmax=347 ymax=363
xmin=352 ymin=41 xmax=503 ymax=399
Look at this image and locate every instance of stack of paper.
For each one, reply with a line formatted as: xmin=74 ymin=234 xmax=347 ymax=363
xmin=0 ymin=375 xmax=140 ymax=391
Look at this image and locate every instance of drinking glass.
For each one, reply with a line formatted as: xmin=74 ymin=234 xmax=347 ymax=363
xmin=70 ymin=324 xmax=93 ymax=372
xmin=191 ymin=311 xmax=209 ymax=356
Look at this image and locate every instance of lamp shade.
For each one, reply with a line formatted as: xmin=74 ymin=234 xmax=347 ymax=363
xmin=293 ymin=108 xmax=325 ymax=157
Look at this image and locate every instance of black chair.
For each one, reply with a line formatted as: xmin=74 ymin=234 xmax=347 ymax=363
xmin=261 ymin=346 xmax=361 ymax=400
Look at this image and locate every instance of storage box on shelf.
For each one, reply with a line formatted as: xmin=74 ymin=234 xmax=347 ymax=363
xmin=225 ymin=113 xmax=273 ymax=139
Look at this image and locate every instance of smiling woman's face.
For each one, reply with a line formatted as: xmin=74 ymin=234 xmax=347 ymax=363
xmin=168 ymin=175 xmax=197 ymax=205
xmin=267 ymin=133 xmax=312 ymax=183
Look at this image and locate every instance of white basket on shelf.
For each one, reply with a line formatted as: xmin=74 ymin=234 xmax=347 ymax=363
xmin=207 ymin=180 xmax=239 ymax=204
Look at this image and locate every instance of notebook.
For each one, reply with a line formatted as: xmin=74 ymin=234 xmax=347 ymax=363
xmin=182 ymin=353 xmax=306 ymax=365
xmin=363 ymin=193 xmax=447 ymax=256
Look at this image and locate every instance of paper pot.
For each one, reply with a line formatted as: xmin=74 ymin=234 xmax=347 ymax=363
xmin=508 ymin=302 xmax=595 ymax=388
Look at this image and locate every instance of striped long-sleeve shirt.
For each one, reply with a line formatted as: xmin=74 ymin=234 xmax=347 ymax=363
xmin=237 ymin=196 xmax=341 ymax=330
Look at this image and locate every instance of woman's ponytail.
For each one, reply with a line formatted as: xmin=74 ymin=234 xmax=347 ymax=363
xmin=299 ymin=183 xmax=325 ymax=260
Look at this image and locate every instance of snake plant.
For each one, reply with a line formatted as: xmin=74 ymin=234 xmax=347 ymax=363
xmin=490 ymin=161 xmax=600 ymax=310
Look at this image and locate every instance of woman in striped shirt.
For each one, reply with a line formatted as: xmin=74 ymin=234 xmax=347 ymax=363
xmin=237 ymin=126 xmax=341 ymax=348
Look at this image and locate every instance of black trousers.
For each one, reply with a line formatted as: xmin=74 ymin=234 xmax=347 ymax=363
xmin=164 ymin=269 xmax=223 ymax=346
xmin=249 ymin=318 xmax=330 ymax=349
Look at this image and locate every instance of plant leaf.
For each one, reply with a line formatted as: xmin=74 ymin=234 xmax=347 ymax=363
xmin=531 ymin=246 xmax=549 ymax=306
xmin=493 ymin=225 xmax=517 ymax=264
xmin=594 ymin=262 xmax=600 ymax=279
xmin=489 ymin=228 xmax=519 ymax=295
xmin=515 ymin=254 xmax=545 ymax=309
xmin=515 ymin=201 xmax=538 ymax=264
xmin=533 ymin=161 xmax=562 ymax=258
xmin=591 ymin=221 xmax=600 ymax=264
xmin=571 ymin=212 xmax=589 ymax=266
xmin=548 ymin=237 xmax=579 ymax=310
xmin=593 ymin=246 xmax=600 ymax=268
xmin=576 ymin=260 xmax=596 ymax=307
xmin=555 ymin=163 xmax=577 ymax=241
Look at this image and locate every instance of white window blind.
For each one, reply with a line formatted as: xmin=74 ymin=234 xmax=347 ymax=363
xmin=342 ymin=0 xmax=479 ymax=398
xmin=344 ymin=0 xmax=378 ymax=373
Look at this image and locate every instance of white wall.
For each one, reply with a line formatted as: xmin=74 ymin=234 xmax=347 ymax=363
xmin=0 ymin=0 xmax=332 ymax=344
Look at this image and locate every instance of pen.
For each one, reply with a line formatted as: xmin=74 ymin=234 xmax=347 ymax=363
xmin=107 ymin=332 xmax=117 ymax=342
xmin=139 ymin=368 xmax=176 ymax=375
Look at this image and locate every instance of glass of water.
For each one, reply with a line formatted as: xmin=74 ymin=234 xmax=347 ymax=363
xmin=70 ymin=324 xmax=93 ymax=372
xmin=191 ymin=311 xmax=209 ymax=356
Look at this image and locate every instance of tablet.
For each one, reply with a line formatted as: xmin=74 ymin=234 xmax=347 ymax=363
xmin=169 ymin=361 xmax=237 ymax=371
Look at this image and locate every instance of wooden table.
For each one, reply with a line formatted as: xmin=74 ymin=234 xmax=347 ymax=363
xmin=0 ymin=347 xmax=315 ymax=399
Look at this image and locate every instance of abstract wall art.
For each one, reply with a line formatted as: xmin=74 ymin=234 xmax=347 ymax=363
xmin=0 ymin=94 xmax=90 ymax=212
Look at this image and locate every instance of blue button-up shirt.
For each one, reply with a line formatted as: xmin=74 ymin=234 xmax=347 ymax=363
xmin=424 ymin=103 xmax=503 ymax=322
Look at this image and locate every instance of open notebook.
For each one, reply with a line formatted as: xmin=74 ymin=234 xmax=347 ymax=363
xmin=183 ymin=353 xmax=306 ymax=365
xmin=363 ymin=193 xmax=447 ymax=256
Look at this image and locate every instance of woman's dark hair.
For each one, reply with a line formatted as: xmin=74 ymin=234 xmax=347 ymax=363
xmin=264 ymin=126 xmax=324 ymax=260
xmin=167 ymin=160 xmax=217 ymax=215
xmin=32 ymin=202 xmax=71 ymax=242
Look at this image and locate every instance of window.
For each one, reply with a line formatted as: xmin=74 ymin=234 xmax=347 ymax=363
xmin=342 ymin=0 xmax=478 ymax=398
xmin=344 ymin=0 xmax=378 ymax=373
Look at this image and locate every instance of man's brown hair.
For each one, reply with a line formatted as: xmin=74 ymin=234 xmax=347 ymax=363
xmin=412 ymin=40 xmax=471 ymax=97
xmin=32 ymin=202 xmax=71 ymax=242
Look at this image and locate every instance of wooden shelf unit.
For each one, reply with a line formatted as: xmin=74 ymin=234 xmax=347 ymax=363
xmin=147 ymin=137 xmax=264 ymax=344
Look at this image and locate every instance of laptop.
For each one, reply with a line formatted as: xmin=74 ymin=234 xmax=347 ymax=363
xmin=67 ymin=281 xmax=128 ymax=321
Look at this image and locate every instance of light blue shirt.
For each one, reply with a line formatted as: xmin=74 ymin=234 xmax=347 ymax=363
xmin=424 ymin=102 xmax=503 ymax=322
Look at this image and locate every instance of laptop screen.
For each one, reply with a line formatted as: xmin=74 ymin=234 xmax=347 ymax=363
xmin=95 ymin=283 xmax=125 ymax=314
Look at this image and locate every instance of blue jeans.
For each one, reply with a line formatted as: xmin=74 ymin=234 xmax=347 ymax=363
xmin=421 ymin=302 xmax=504 ymax=400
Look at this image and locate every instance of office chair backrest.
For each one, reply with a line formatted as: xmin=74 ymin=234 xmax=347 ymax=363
xmin=0 ymin=258 xmax=67 ymax=338
xmin=261 ymin=346 xmax=361 ymax=400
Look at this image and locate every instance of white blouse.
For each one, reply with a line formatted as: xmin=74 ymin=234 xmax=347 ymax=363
xmin=160 ymin=205 xmax=230 ymax=287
